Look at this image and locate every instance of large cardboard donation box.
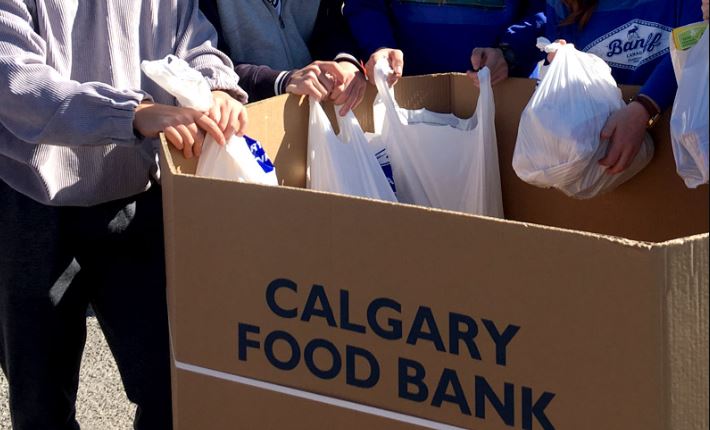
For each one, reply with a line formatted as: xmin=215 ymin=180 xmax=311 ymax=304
xmin=160 ymin=76 xmax=708 ymax=430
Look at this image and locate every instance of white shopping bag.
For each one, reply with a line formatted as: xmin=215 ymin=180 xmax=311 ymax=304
xmin=196 ymin=134 xmax=277 ymax=185
xmin=513 ymin=40 xmax=654 ymax=199
xmin=670 ymin=23 xmax=709 ymax=188
xmin=307 ymin=98 xmax=397 ymax=202
xmin=141 ymin=55 xmax=278 ymax=185
xmin=371 ymin=59 xmax=504 ymax=217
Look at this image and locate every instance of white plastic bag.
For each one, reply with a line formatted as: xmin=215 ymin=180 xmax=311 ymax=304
xmin=371 ymin=59 xmax=504 ymax=217
xmin=670 ymin=23 xmax=709 ymax=188
xmin=307 ymin=98 xmax=397 ymax=202
xmin=141 ymin=55 xmax=278 ymax=185
xmin=141 ymin=55 xmax=213 ymax=112
xmin=196 ymin=134 xmax=277 ymax=185
xmin=513 ymin=40 xmax=654 ymax=199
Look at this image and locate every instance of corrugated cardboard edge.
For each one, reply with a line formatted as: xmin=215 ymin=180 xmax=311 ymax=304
xmin=159 ymin=135 xmax=182 ymax=430
xmin=655 ymin=235 xmax=709 ymax=430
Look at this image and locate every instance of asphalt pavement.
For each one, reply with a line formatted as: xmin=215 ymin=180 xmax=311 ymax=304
xmin=0 ymin=317 xmax=135 ymax=430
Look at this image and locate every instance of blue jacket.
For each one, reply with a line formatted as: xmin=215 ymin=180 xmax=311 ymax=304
xmin=344 ymin=0 xmax=545 ymax=76
xmin=502 ymin=0 xmax=703 ymax=110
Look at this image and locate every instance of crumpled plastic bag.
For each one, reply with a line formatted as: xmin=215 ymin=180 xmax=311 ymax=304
xmin=513 ymin=39 xmax=654 ymax=199
xmin=307 ymin=98 xmax=397 ymax=202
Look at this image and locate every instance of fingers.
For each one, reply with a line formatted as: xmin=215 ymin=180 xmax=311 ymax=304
xmin=388 ymin=49 xmax=404 ymax=85
xmin=336 ymin=82 xmax=357 ymax=116
xmin=164 ymin=126 xmax=183 ymax=151
xmin=470 ymin=48 xmax=485 ymax=71
xmin=305 ymin=79 xmax=329 ymax=100
xmin=235 ymin=107 xmax=248 ymax=137
xmin=600 ymin=117 xmax=615 ymax=141
xmin=196 ymin=113 xmax=226 ymax=146
xmin=366 ymin=48 xmax=403 ymax=87
xmin=466 ymin=70 xmax=481 ymax=88
xmin=209 ymin=103 xmax=222 ymax=128
xmin=217 ymin=102 xmax=230 ymax=131
xmin=332 ymin=73 xmax=366 ymax=115
xmin=318 ymin=72 xmax=335 ymax=95
xmin=314 ymin=61 xmax=347 ymax=85
xmin=490 ymin=63 xmax=510 ymax=86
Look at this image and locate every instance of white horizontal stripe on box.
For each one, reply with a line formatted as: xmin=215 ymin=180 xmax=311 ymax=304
xmin=174 ymin=361 xmax=468 ymax=430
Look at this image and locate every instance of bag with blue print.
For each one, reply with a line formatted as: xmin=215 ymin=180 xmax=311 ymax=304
xmin=141 ymin=55 xmax=278 ymax=186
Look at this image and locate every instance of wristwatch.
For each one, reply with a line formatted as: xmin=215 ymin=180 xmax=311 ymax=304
xmin=630 ymin=94 xmax=661 ymax=128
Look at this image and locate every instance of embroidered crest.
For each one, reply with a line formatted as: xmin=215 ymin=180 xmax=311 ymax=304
xmin=584 ymin=19 xmax=672 ymax=70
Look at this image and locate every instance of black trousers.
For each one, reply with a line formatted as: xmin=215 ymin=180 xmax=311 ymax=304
xmin=0 ymin=180 xmax=173 ymax=430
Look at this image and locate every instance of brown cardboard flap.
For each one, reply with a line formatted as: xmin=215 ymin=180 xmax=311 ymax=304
xmin=658 ymin=235 xmax=709 ymax=430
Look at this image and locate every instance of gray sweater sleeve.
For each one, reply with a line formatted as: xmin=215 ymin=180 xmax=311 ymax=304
xmin=0 ymin=0 xmax=146 ymax=147
xmin=175 ymin=0 xmax=248 ymax=104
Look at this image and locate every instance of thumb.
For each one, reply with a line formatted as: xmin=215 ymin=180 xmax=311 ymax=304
xmin=470 ymin=48 xmax=485 ymax=70
xmin=600 ymin=118 xmax=615 ymax=140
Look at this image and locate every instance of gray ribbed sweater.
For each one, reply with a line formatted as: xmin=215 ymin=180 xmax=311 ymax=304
xmin=0 ymin=0 xmax=246 ymax=206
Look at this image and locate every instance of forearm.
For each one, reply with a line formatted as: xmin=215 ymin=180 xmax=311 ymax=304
xmin=235 ymin=64 xmax=292 ymax=103
xmin=500 ymin=12 xmax=547 ymax=77
xmin=639 ymin=57 xmax=676 ymax=111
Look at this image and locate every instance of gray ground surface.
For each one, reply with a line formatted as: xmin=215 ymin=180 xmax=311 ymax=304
xmin=0 ymin=317 xmax=134 ymax=430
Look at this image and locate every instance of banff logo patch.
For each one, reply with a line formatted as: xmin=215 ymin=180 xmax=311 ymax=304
xmin=584 ymin=19 xmax=671 ymax=70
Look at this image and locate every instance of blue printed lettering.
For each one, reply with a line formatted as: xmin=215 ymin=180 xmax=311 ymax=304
xmin=398 ymin=357 xmax=428 ymax=402
xmin=449 ymin=312 xmax=482 ymax=360
xmin=406 ymin=306 xmax=446 ymax=352
xmin=304 ymin=338 xmax=341 ymax=380
xmin=474 ymin=376 xmax=515 ymax=426
xmin=266 ymin=278 xmax=298 ymax=319
xmin=301 ymin=284 xmax=337 ymax=327
xmin=367 ymin=298 xmax=403 ymax=340
xmin=432 ymin=368 xmax=471 ymax=415
xmin=482 ymin=319 xmax=520 ymax=366
xmin=237 ymin=323 xmax=260 ymax=361
xmin=264 ymin=330 xmax=300 ymax=371
xmin=346 ymin=345 xmax=380 ymax=388
xmin=522 ymin=386 xmax=556 ymax=430
xmin=340 ymin=290 xmax=366 ymax=334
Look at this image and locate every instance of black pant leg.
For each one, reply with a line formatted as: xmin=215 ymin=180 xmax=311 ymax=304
xmin=82 ymin=186 xmax=173 ymax=430
xmin=0 ymin=180 xmax=88 ymax=430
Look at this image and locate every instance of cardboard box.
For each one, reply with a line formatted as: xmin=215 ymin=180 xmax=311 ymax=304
xmin=160 ymin=76 xmax=708 ymax=430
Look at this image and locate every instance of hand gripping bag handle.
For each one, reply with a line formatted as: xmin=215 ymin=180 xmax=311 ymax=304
xmin=372 ymin=59 xmax=407 ymax=127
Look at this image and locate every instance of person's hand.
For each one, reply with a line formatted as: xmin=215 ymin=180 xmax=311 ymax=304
xmin=207 ymin=90 xmax=248 ymax=142
xmin=467 ymin=47 xmax=509 ymax=87
xmin=133 ymin=102 xmax=225 ymax=159
xmin=365 ymin=48 xmax=403 ymax=87
xmin=598 ymin=101 xmax=650 ymax=174
xmin=285 ymin=61 xmax=348 ymax=101
xmin=545 ymin=39 xmax=567 ymax=63
xmin=330 ymin=61 xmax=367 ymax=116
xmin=703 ymin=0 xmax=709 ymax=20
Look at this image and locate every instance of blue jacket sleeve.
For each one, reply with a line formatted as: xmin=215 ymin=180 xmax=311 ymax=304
xmin=343 ymin=0 xmax=397 ymax=59
xmin=500 ymin=9 xmax=547 ymax=77
xmin=640 ymin=0 xmax=704 ymax=110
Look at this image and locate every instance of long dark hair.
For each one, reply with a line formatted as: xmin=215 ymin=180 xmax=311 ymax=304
xmin=561 ymin=0 xmax=599 ymax=29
